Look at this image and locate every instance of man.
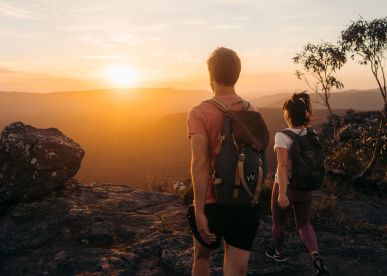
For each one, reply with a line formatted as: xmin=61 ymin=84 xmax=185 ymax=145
xmin=187 ymin=47 xmax=260 ymax=276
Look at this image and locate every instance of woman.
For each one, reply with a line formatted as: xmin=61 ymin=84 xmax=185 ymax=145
xmin=266 ymin=92 xmax=329 ymax=276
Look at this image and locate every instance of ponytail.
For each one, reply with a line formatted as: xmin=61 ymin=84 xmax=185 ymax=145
xmin=283 ymin=92 xmax=312 ymax=126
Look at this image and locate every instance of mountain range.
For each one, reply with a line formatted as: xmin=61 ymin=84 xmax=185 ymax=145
xmin=0 ymin=88 xmax=382 ymax=187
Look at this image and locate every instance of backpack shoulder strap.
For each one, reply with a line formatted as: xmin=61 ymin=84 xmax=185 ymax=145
xmin=241 ymin=100 xmax=250 ymax=111
xmin=205 ymin=98 xmax=228 ymax=112
xmin=306 ymin=127 xmax=318 ymax=136
xmin=205 ymin=98 xmax=248 ymax=112
xmin=281 ymin=129 xmax=298 ymax=141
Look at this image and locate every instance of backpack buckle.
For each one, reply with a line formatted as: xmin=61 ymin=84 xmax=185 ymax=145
xmin=250 ymin=199 xmax=259 ymax=206
xmin=239 ymin=153 xmax=246 ymax=161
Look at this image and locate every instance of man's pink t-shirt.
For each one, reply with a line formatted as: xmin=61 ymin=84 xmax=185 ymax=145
xmin=187 ymin=94 xmax=258 ymax=204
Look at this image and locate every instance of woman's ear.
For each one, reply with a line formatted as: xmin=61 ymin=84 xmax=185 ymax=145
xmin=283 ymin=110 xmax=289 ymax=120
xmin=285 ymin=110 xmax=294 ymax=127
xmin=306 ymin=111 xmax=313 ymax=124
xmin=283 ymin=110 xmax=290 ymax=125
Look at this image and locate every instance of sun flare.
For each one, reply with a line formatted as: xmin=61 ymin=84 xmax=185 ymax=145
xmin=105 ymin=64 xmax=139 ymax=87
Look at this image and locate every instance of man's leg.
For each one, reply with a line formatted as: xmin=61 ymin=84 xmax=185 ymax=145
xmin=223 ymin=242 xmax=251 ymax=276
xmin=192 ymin=236 xmax=211 ymax=276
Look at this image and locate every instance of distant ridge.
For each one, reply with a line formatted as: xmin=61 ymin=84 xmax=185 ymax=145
xmin=252 ymin=89 xmax=382 ymax=111
xmin=1 ymin=87 xmax=382 ymax=111
xmin=0 ymin=87 xmax=209 ymax=96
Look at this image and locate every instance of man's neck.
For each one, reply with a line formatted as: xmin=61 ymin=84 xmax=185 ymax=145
xmin=213 ymin=86 xmax=236 ymax=96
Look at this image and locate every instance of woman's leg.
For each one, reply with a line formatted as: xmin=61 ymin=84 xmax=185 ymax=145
xmin=271 ymin=183 xmax=287 ymax=253
xmin=291 ymin=189 xmax=318 ymax=254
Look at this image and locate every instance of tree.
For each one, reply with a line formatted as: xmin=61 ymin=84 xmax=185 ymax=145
xmin=341 ymin=17 xmax=387 ymax=177
xmin=293 ymin=42 xmax=346 ymax=140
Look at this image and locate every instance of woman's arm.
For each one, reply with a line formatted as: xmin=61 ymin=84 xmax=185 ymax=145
xmin=276 ymin=147 xmax=290 ymax=208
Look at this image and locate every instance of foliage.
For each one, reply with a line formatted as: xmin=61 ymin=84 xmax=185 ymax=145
xmin=294 ymin=42 xmax=346 ymax=139
xmin=182 ymin=185 xmax=194 ymax=205
xmin=320 ymin=110 xmax=387 ymax=195
xmin=147 ymin=173 xmax=174 ymax=193
xmin=341 ymin=17 xmax=387 ymax=100
xmin=293 ymin=42 xmax=346 ymax=97
xmin=341 ymin=17 xmax=387 ymax=177
xmin=147 ymin=174 xmax=194 ymax=204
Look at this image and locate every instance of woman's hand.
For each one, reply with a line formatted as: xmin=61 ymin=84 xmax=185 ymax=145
xmin=278 ymin=193 xmax=290 ymax=208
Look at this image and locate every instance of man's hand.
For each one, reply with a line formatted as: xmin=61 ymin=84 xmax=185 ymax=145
xmin=195 ymin=211 xmax=216 ymax=244
xmin=278 ymin=193 xmax=290 ymax=209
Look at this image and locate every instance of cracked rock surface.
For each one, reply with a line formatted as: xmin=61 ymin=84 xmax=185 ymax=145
xmin=1 ymin=180 xmax=386 ymax=276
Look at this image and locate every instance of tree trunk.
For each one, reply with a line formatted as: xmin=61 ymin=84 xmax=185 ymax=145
xmin=356 ymin=103 xmax=387 ymax=178
xmin=326 ymin=103 xmax=338 ymax=141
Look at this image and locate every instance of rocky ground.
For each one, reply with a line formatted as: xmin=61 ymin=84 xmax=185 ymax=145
xmin=0 ymin=180 xmax=386 ymax=276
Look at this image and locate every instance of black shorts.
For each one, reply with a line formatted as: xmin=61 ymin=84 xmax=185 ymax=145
xmin=187 ymin=203 xmax=260 ymax=251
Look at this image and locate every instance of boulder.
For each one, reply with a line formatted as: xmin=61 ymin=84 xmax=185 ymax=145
xmin=0 ymin=122 xmax=84 ymax=209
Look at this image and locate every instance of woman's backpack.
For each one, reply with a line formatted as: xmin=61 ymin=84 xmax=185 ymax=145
xmin=206 ymin=98 xmax=270 ymax=206
xmin=281 ymin=128 xmax=325 ymax=191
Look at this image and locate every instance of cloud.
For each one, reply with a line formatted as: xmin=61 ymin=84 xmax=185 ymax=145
xmin=57 ymin=25 xmax=97 ymax=32
xmin=178 ymin=19 xmax=207 ymax=25
xmin=0 ymin=27 xmax=44 ymax=39
xmin=80 ymin=35 xmax=111 ymax=48
xmin=150 ymin=51 xmax=199 ymax=64
xmin=0 ymin=67 xmax=15 ymax=74
xmin=232 ymin=16 xmax=249 ymax=21
xmin=0 ymin=2 xmax=44 ymax=20
xmin=111 ymin=34 xmax=142 ymax=46
xmin=213 ymin=24 xmax=242 ymax=30
xmin=79 ymin=55 xmax=122 ymax=60
xmin=0 ymin=70 xmax=98 ymax=93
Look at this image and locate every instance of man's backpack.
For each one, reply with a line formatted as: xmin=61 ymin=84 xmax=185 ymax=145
xmin=206 ymin=98 xmax=270 ymax=206
xmin=281 ymin=127 xmax=325 ymax=191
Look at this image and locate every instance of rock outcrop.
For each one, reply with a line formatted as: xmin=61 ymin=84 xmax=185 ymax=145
xmin=0 ymin=180 xmax=386 ymax=275
xmin=0 ymin=122 xmax=84 ymax=210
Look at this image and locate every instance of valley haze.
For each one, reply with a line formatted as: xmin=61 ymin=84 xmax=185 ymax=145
xmin=0 ymin=88 xmax=381 ymax=188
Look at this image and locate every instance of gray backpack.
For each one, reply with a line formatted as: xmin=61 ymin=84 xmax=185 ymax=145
xmin=206 ymin=98 xmax=269 ymax=206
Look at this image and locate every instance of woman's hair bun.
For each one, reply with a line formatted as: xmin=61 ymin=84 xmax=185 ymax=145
xmin=283 ymin=91 xmax=312 ymax=126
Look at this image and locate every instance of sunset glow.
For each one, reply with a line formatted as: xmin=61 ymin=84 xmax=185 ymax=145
xmin=0 ymin=1 xmax=385 ymax=93
xmin=105 ymin=65 xmax=139 ymax=88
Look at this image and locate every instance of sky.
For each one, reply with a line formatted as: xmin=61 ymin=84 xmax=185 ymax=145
xmin=0 ymin=0 xmax=386 ymax=94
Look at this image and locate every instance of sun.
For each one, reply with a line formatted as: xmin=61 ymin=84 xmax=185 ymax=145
xmin=105 ymin=64 xmax=139 ymax=87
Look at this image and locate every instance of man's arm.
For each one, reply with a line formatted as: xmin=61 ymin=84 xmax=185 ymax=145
xmin=191 ymin=133 xmax=209 ymax=212
xmin=190 ymin=134 xmax=216 ymax=243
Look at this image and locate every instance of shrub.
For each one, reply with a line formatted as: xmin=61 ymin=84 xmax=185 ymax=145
xmin=147 ymin=173 xmax=174 ymax=193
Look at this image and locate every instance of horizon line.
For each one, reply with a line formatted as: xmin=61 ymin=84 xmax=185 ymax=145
xmin=0 ymin=86 xmax=380 ymax=95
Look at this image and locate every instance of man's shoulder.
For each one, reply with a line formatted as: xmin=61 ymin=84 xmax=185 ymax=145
xmin=189 ymin=95 xmax=257 ymax=114
xmin=189 ymin=99 xmax=219 ymax=114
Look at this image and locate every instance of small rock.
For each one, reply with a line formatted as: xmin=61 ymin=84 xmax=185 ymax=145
xmin=80 ymin=239 xmax=89 ymax=245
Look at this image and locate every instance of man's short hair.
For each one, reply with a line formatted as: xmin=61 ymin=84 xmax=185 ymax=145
xmin=207 ymin=47 xmax=241 ymax=86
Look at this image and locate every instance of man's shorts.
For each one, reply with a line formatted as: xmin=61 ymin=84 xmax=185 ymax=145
xmin=187 ymin=203 xmax=260 ymax=251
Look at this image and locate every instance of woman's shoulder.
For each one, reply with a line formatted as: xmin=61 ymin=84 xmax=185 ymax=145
xmin=275 ymin=130 xmax=289 ymax=136
xmin=274 ymin=131 xmax=293 ymax=149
